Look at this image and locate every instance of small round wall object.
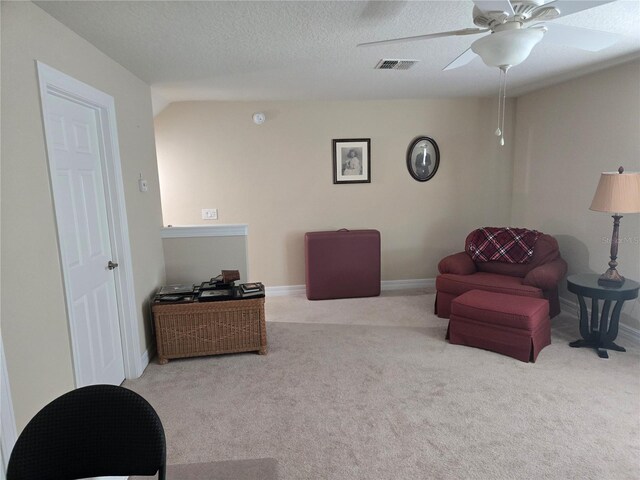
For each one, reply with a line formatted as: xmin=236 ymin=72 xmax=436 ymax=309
xmin=407 ymin=136 xmax=440 ymax=182
xmin=252 ymin=112 xmax=266 ymax=125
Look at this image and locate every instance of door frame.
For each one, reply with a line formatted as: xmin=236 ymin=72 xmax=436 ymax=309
xmin=1 ymin=333 xmax=17 ymax=474
xmin=36 ymin=61 xmax=143 ymax=382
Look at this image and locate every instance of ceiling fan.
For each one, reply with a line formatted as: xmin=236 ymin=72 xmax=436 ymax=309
xmin=358 ymin=0 xmax=623 ymax=144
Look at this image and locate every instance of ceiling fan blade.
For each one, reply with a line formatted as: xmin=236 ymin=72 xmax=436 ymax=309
xmin=542 ymin=23 xmax=623 ymax=51
xmin=473 ymin=0 xmax=514 ymax=15
xmin=543 ymin=0 xmax=616 ymax=19
xmin=357 ymin=28 xmax=488 ymax=47
xmin=443 ymin=48 xmax=478 ymax=71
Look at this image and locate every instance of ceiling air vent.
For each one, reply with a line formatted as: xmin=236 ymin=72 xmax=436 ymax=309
xmin=375 ymin=59 xmax=419 ymax=70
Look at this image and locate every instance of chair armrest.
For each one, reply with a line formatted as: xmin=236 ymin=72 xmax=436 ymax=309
xmin=523 ymin=258 xmax=568 ymax=290
xmin=438 ymin=252 xmax=477 ymax=275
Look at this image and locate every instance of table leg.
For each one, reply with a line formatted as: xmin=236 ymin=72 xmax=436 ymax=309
xmin=606 ymin=300 xmax=625 ymax=343
xmin=570 ymin=297 xmax=627 ymax=358
xmin=590 ymin=297 xmax=599 ymax=333
xmin=576 ymin=294 xmax=589 ymax=340
xmin=598 ymin=300 xmax=610 ymax=348
xmin=570 ymin=294 xmax=597 ymax=348
xmin=598 ymin=300 xmax=627 ymax=354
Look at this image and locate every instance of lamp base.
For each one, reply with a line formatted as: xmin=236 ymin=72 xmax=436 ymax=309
xmin=598 ymin=268 xmax=625 ymax=287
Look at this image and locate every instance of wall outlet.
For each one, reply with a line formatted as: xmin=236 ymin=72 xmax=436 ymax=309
xmin=202 ymin=208 xmax=218 ymax=220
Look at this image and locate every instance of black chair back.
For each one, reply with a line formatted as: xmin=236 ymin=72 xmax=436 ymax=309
xmin=7 ymin=384 xmax=166 ymax=480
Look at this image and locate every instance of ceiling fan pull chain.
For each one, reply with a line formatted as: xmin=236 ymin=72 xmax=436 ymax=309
xmin=500 ymin=66 xmax=509 ymax=146
xmin=495 ymin=68 xmax=503 ymax=137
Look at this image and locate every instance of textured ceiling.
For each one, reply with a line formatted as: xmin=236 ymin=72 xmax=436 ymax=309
xmin=35 ymin=0 xmax=640 ymax=106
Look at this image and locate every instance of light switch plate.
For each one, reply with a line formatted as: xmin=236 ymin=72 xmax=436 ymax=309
xmin=202 ymin=208 xmax=218 ymax=220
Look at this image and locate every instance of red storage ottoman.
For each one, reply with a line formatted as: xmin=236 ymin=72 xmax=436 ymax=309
xmin=447 ymin=290 xmax=551 ymax=362
xmin=305 ymin=229 xmax=381 ymax=300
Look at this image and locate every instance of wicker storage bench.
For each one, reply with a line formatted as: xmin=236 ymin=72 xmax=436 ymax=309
xmin=151 ymin=297 xmax=266 ymax=364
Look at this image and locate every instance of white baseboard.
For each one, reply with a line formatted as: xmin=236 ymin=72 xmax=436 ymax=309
xmin=266 ymin=284 xmax=307 ymax=297
xmin=381 ymin=278 xmax=435 ymax=291
xmin=559 ymin=297 xmax=579 ymax=317
xmin=266 ymin=278 xmax=435 ymax=297
xmin=1 ymin=336 xmax=18 ymax=470
xmin=559 ymin=296 xmax=640 ymax=346
xmin=139 ymin=347 xmax=154 ymax=373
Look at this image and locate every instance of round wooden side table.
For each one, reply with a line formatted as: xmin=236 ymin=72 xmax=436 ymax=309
xmin=567 ymin=273 xmax=639 ymax=359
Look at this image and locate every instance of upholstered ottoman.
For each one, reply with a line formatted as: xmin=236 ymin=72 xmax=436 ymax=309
xmin=447 ymin=290 xmax=551 ymax=362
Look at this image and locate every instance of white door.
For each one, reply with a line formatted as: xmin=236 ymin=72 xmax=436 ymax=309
xmin=44 ymin=92 xmax=125 ymax=387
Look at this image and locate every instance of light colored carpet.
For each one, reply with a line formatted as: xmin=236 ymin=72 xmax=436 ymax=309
xmin=125 ymin=291 xmax=640 ymax=480
xmin=132 ymin=458 xmax=278 ymax=480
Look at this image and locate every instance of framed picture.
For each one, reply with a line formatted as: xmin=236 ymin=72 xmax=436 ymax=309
xmin=333 ymin=138 xmax=371 ymax=184
xmin=406 ymin=136 xmax=439 ymax=182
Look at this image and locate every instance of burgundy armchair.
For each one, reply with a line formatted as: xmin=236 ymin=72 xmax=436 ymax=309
xmin=435 ymin=231 xmax=568 ymax=318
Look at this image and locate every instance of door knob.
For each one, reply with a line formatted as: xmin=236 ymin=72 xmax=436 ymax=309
xmin=107 ymin=260 xmax=119 ymax=270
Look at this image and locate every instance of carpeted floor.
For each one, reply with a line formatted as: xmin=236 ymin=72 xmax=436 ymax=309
xmin=132 ymin=458 xmax=278 ymax=480
xmin=125 ymin=291 xmax=640 ymax=480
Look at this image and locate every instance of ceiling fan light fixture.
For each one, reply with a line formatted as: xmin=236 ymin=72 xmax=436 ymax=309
xmin=471 ymin=28 xmax=545 ymax=68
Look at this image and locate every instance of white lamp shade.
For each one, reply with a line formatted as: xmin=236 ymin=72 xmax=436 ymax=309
xmin=471 ymin=29 xmax=544 ymax=68
xmin=589 ymin=171 xmax=640 ymax=214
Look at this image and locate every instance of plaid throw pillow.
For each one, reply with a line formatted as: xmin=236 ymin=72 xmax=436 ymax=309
xmin=466 ymin=227 xmax=541 ymax=264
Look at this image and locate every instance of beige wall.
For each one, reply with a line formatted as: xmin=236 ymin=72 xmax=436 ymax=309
xmin=511 ymin=60 xmax=640 ymax=329
xmin=163 ymin=235 xmax=248 ymax=284
xmin=1 ymin=2 xmax=165 ymax=430
xmin=155 ymin=99 xmax=515 ymax=286
xmin=1 ymin=0 xmax=634 ymax=445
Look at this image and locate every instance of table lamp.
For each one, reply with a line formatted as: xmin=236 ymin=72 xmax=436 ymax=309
xmin=589 ymin=167 xmax=640 ymax=287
